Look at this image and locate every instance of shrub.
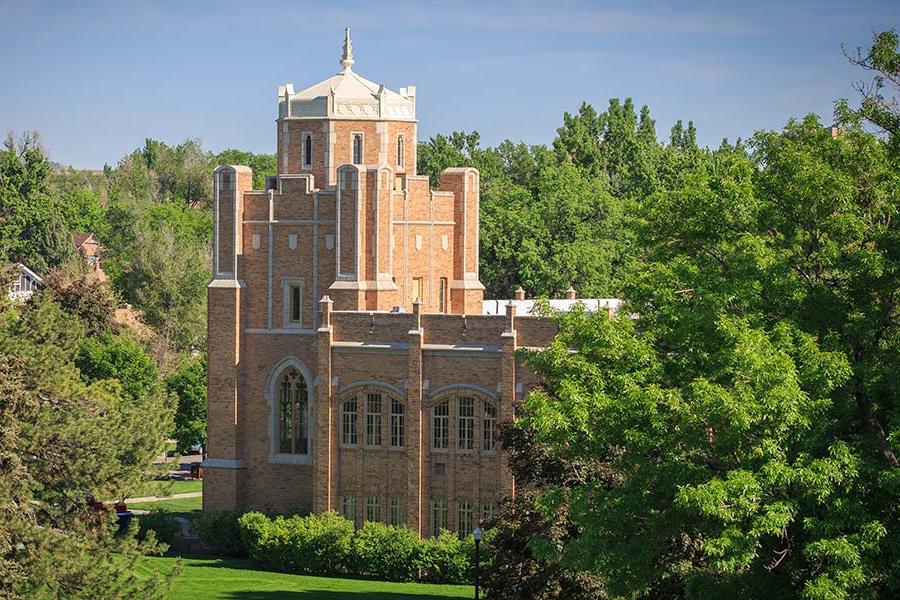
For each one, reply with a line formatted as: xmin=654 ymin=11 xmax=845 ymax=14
xmin=237 ymin=511 xmax=482 ymax=585
xmin=197 ymin=510 xmax=245 ymax=556
xmin=239 ymin=511 xmax=353 ymax=576
xmin=136 ymin=511 xmax=179 ymax=548
xmin=351 ymin=521 xmax=423 ymax=582
xmin=420 ymin=529 xmax=474 ymax=584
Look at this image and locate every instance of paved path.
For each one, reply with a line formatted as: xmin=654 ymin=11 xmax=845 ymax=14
xmin=126 ymin=491 xmax=202 ymax=504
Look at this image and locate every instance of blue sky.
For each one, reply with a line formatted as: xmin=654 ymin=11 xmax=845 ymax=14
xmin=0 ymin=1 xmax=897 ymax=169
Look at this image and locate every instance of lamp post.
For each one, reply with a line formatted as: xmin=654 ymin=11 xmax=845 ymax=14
xmin=473 ymin=527 xmax=483 ymax=600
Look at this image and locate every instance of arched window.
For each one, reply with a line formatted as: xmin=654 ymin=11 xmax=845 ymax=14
xmin=304 ymin=134 xmax=312 ymax=167
xmin=352 ymin=134 xmax=363 ymax=164
xmin=278 ymin=368 xmax=308 ymax=454
xmin=397 ymin=135 xmax=404 ymax=168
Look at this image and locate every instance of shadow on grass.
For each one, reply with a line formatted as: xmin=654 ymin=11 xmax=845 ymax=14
xmin=173 ymin=557 xmax=472 ymax=600
xmin=226 ymin=593 xmax=470 ymax=600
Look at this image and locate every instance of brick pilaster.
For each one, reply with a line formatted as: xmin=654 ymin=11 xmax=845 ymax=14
xmin=314 ymin=295 xmax=334 ymax=513
xmin=499 ymin=301 xmax=517 ymax=499
xmin=204 ymin=278 xmax=245 ymax=511
xmin=406 ymin=300 xmax=424 ymax=535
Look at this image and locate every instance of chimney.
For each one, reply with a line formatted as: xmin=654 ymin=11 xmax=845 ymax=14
xmin=514 ymin=286 xmax=525 ymax=301
xmin=565 ymin=286 xmax=577 ymax=300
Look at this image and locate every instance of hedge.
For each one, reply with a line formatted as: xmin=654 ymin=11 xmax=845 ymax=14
xmin=136 ymin=511 xmax=179 ymax=547
xmin=236 ymin=511 xmax=482 ymax=585
xmin=196 ymin=510 xmax=246 ymax=556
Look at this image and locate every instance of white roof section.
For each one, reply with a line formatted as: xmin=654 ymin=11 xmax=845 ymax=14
xmin=482 ymin=298 xmax=623 ymax=316
xmin=278 ymin=28 xmax=416 ymax=121
xmin=15 ymin=263 xmax=43 ymax=284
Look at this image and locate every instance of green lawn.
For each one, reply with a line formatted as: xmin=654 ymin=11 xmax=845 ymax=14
xmin=130 ymin=496 xmax=203 ymax=513
xmin=144 ymin=556 xmax=474 ymax=600
xmin=130 ymin=478 xmax=203 ymax=499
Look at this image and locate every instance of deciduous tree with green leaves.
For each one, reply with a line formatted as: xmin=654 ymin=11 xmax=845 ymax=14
xmin=499 ymin=108 xmax=899 ymax=598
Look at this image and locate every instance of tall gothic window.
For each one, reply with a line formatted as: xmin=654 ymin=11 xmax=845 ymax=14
xmin=483 ymin=401 xmax=497 ymax=452
xmin=433 ymin=401 xmax=449 ymax=450
xmin=432 ymin=498 xmax=448 ymax=537
xmin=366 ymin=393 xmax=382 ymax=447
xmin=457 ymin=500 xmax=474 ymax=538
xmin=390 ymin=399 xmax=405 ymax=448
xmin=304 ymin=134 xmax=312 ymax=167
xmin=278 ymin=368 xmax=308 ymax=454
xmin=342 ymin=397 xmax=358 ymax=446
xmin=389 ymin=497 xmax=404 ymax=525
xmin=397 ymin=135 xmax=404 ymax=168
xmin=352 ymin=134 xmax=363 ymax=164
xmin=458 ymin=397 xmax=474 ymax=450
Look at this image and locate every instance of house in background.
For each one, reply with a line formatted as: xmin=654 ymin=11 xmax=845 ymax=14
xmin=74 ymin=233 xmax=107 ymax=282
xmin=7 ymin=264 xmax=43 ymax=302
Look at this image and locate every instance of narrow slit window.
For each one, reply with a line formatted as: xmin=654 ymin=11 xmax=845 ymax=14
xmin=352 ymin=134 xmax=363 ymax=164
xmin=304 ymin=134 xmax=312 ymax=166
xmin=290 ymin=284 xmax=301 ymax=323
xmin=439 ymin=277 xmax=448 ymax=313
xmin=397 ymin=135 xmax=404 ymax=168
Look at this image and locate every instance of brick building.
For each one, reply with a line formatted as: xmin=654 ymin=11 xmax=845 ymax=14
xmin=204 ymin=30 xmax=618 ymax=537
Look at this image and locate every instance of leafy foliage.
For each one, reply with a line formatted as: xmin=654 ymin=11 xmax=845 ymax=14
xmin=196 ymin=510 xmax=245 ymax=557
xmin=237 ymin=512 xmax=478 ymax=585
xmin=76 ymin=332 xmax=160 ymax=401
xmin=0 ymin=295 xmax=175 ymax=598
xmin=166 ymin=355 xmax=207 ymax=454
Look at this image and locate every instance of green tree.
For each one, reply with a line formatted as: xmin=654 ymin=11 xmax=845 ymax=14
xmin=42 ymin=271 xmax=116 ymax=336
xmin=104 ymin=199 xmax=211 ymax=352
xmin=76 ymin=332 xmax=160 ymax=401
xmin=502 ymin=113 xmax=900 ymax=598
xmin=165 ymin=356 xmax=207 ymax=454
xmin=0 ymin=295 xmax=175 ymax=598
xmin=216 ymin=148 xmax=277 ymax=189
xmin=843 ymin=29 xmax=900 ymax=142
xmin=0 ymin=132 xmax=73 ymax=272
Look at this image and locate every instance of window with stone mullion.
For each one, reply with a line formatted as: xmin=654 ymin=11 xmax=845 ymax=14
xmin=458 ymin=397 xmax=474 ymax=451
xmin=390 ymin=399 xmax=405 ymax=448
xmin=342 ymin=397 xmax=358 ymax=446
xmin=433 ymin=401 xmax=449 ymax=450
xmin=483 ymin=400 xmax=497 ymax=452
xmin=366 ymin=393 xmax=382 ymax=447
xmin=279 ymin=369 xmax=308 ymax=454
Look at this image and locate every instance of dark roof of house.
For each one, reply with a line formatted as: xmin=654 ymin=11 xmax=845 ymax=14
xmin=74 ymin=233 xmax=95 ymax=249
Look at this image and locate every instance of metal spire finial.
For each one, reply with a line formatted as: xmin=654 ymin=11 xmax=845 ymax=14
xmin=340 ymin=27 xmax=354 ymax=72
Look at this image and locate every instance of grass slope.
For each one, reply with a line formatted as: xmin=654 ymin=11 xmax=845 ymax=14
xmin=131 ymin=478 xmax=203 ymax=499
xmin=145 ymin=556 xmax=474 ymax=600
xmin=130 ymin=496 xmax=202 ymax=513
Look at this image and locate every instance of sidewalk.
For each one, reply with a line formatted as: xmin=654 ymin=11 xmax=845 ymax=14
xmin=126 ymin=491 xmax=202 ymax=504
